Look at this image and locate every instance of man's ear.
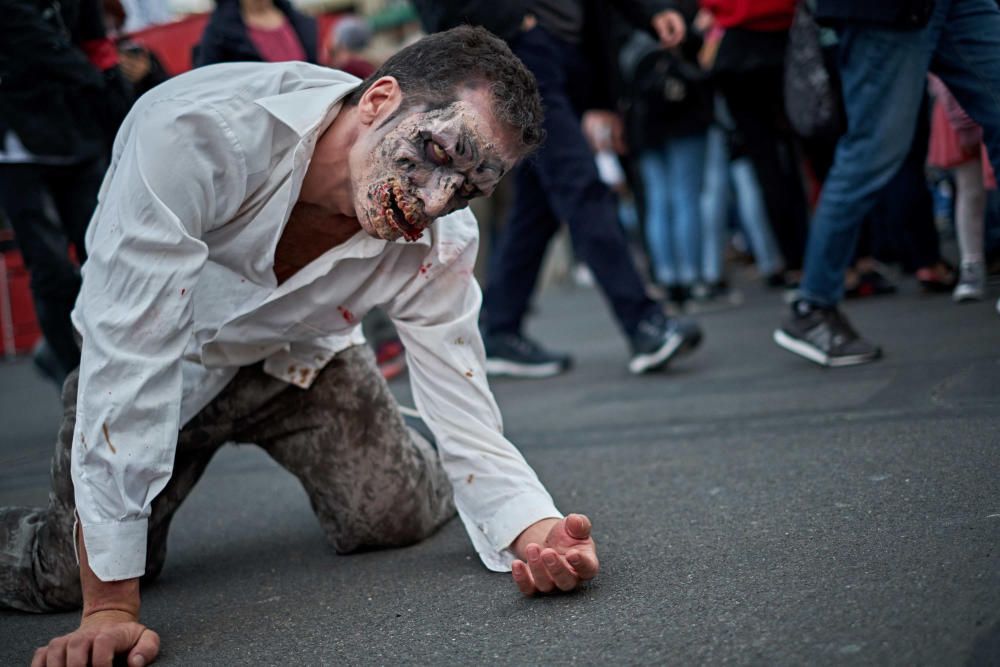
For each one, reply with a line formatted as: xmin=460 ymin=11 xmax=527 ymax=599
xmin=357 ymin=76 xmax=402 ymax=127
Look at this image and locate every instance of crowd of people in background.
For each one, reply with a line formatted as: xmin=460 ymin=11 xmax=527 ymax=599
xmin=1 ymin=0 xmax=998 ymax=386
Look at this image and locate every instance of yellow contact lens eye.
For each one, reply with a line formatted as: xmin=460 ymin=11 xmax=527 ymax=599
xmin=431 ymin=142 xmax=448 ymax=162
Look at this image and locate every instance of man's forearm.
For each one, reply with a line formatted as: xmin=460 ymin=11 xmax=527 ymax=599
xmin=78 ymin=526 xmax=141 ymax=619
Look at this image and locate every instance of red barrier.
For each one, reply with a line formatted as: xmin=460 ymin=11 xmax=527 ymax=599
xmin=0 ymin=246 xmax=41 ymax=357
xmin=128 ymin=13 xmax=210 ymax=76
xmin=127 ymin=12 xmax=345 ymax=76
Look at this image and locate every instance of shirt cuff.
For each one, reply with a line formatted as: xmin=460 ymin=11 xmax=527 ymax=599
xmin=461 ymin=491 xmax=562 ymax=573
xmin=80 ymin=518 xmax=148 ymax=582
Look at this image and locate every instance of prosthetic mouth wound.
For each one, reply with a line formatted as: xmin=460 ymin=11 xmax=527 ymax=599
xmin=386 ymin=186 xmax=423 ymax=241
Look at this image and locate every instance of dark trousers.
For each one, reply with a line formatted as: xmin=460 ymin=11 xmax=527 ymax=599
xmin=0 ymin=160 xmax=104 ymax=378
xmin=716 ymin=66 xmax=810 ymax=272
xmin=866 ymin=95 xmax=942 ymax=272
xmin=482 ymin=27 xmax=657 ymax=339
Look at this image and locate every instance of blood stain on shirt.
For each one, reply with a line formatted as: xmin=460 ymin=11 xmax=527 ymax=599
xmin=466 ymin=474 xmax=475 ymax=484
xmin=102 ymin=423 xmax=117 ymax=454
xmin=464 ymin=369 xmax=474 ymax=378
xmin=419 ymin=262 xmax=432 ymax=277
xmin=180 ymin=288 xmax=187 ymax=296
xmin=299 ymin=367 xmax=311 ymax=384
xmin=287 ymin=365 xmax=296 ymax=375
xmin=338 ymin=306 xmax=355 ymax=323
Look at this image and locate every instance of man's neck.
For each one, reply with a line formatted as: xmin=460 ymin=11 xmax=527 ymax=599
xmin=300 ymin=105 xmax=358 ymax=217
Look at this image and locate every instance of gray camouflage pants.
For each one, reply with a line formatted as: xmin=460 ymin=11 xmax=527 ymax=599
xmin=0 ymin=344 xmax=455 ymax=612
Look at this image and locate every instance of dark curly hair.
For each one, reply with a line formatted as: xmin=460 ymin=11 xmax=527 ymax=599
xmin=342 ymin=25 xmax=544 ymax=154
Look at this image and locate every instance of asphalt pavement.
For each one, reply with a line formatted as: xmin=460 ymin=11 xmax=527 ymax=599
xmin=1 ymin=269 xmax=999 ymax=666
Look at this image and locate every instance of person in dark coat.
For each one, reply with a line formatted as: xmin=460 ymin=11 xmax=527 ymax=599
xmin=0 ymin=0 xmax=131 ymax=385
xmin=194 ymin=0 xmax=318 ymax=67
xmin=413 ymin=0 xmax=705 ymax=378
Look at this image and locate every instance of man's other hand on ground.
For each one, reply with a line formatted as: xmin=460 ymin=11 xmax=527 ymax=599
xmin=31 ymin=609 xmax=159 ymax=667
xmin=510 ymin=514 xmax=599 ymax=595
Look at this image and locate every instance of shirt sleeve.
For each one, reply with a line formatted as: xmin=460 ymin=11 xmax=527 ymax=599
xmin=71 ymin=97 xmax=247 ymax=581
xmin=384 ymin=214 xmax=562 ymax=572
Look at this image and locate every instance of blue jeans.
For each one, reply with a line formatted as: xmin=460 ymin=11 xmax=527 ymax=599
xmin=801 ymin=0 xmax=1000 ymax=306
xmin=639 ymin=134 xmax=708 ymax=286
xmin=482 ymin=27 xmax=659 ymax=338
xmin=702 ymin=126 xmax=784 ymax=280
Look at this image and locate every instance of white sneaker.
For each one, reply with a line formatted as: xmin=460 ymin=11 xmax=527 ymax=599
xmin=952 ymin=261 xmax=985 ymax=303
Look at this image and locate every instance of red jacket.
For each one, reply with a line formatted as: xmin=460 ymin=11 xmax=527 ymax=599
xmin=700 ymin=0 xmax=797 ymax=31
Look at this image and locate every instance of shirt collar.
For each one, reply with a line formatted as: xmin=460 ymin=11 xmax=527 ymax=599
xmin=254 ymin=71 xmax=362 ymax=137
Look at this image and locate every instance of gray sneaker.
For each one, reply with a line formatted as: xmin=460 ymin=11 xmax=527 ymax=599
xmin=953 ymin=261 xmax=985 ymax=303
xmin=774 ymin=301 xmax=881 ymax=367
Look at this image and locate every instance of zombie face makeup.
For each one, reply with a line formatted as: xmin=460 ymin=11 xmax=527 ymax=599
xmin=350 ymin=90 xmax=517 ymax=242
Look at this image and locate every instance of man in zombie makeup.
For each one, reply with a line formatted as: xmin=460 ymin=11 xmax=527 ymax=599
xmin=0 ymin=26 xmax=600 ymax=667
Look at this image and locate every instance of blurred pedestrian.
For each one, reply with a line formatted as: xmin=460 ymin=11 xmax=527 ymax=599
xmin=194 ymin=0 xmax=317 ymax=67
xmin=327 ymin=14 xmax=376 ymax=79
xmin=701 ymin=0 xmax=810 ymax=287
xmin=928 ymin=75 xmax=997 ymax=303
xmin=414 ymin=1 xmax=704 ymax=377
xmin=0 ymin=0 xmax=130 ymax=385
xmin=620 ymin=27 xmax=713 ymax=305
xmin=775 ymin=0 xmax=1000 ymax=367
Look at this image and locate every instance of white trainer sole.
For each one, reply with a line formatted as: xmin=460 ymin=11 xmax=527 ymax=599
xmin=628 ymin=332 xmax=682 ymax=375
xmin=952 ymin=286 xmax=984 ymax=303
xmin=772 ymin=329 xmax=877 ymax=367
xmin=484 ymin=358 xmax=565 ymax=378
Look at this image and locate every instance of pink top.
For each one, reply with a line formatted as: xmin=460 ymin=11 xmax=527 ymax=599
xmin=248 ymin=20 xmax=307 ymax=63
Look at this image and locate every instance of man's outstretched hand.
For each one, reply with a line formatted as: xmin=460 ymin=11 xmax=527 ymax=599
xmin=510 ymin=514 xmax=599 ymax=595
xmin=31 ymin=610 xmax=159 ymax=667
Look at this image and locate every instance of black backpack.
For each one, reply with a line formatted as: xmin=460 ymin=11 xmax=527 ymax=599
xmin=620 ymin=31 xmax=711 ymax=146
xmin=783 ymin=1 xmax=844 ymax=139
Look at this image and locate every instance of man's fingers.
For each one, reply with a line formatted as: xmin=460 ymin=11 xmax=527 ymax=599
xmin=566 ymin=548 xmax=600 ymax=581
xmin=525 ymin=544 xmax=554 ymax=593
xmin=511 ymin=559 xmax=536 ymax=596
xmin=91 ymin=633 xmax=117 ymax=667
xmin=565 ymin=513 xmax=592 ymax=541
xmin=31 ymin=647 xmax=47 ymax=667
xmin=541 ymin=549 xmax=579 ymax=592
xmin=65 ymin=635 xmax=90 ymax=667
xmin=45 ymin=637 xmax=68 ymax=667
xmin=128 ymin=627 xmax=160 ymax=666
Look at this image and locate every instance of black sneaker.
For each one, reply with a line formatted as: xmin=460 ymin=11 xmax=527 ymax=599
xmin=773 ymin=301 xmax=881 ymax=367
xmin=483 ymin=332 xmax=572 ymax=378
xmin=628 ymin=310 xmax=703 ymax=374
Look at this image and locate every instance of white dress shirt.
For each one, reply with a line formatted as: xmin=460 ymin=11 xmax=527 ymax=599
xmin=71 ymin=62 xmax=561 ymax=582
